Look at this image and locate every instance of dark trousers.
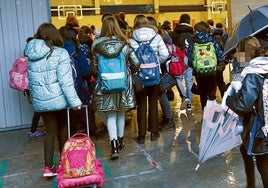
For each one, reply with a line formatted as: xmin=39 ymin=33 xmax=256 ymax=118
xmin=196 ymin=73 xmax=217 ymax=110
xmin=240 ymin=144 xmax=268 ymax=188
xmin=216 ymin=70 xmax=226 ymax=98
xmin=136 ymin=84 xmax=160 ymax=136
xmin=41 ymin=109 xmax=68 ymax=167
xmin=30 ymin=112 xmax=42 ymax=132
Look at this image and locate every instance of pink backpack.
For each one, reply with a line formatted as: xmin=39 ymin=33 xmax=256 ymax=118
xmin=57 ymin=133 xmax=104 ymax=187
xmin=9 ymin=57 xmax=28 ymax=91
xmin=60 ymin=133 xmax=96 ymax=178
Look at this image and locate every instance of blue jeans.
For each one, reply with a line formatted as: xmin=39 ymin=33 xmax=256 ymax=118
xmin=159 ymin=92 xmax=173 ymax=119
xmin=175 ymin=67 xmax=193 ymax=104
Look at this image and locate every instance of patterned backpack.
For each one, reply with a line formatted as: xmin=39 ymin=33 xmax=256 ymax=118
xmin=134 ymin=35 xmax=161 ymax=87
xmin=192 ymin=41 xmax=217 ymax=74
xmin=262 ymin=77 xmax=268 ymax=137
xmin=59 ymin=133 xmax=96 ymax=178
xmin=9 ymin=56 xmax=28 ymax=91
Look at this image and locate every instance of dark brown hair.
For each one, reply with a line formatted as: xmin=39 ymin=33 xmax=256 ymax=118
xmin=34 ymin=23 xmax=63 ymax=48
xmin=34 ymin=23 xmax=64 ymax=58
xmin=194 ymin=21 xmax=211 ymax=34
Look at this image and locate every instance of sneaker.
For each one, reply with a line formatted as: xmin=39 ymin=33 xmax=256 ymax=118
xmin=186 ymin=104 xmax=192 ymax=112
xmin=43 ymin=165 xmax=58 ymax=178
xmin=28 ymin=131 xmax=46 ymax=139
xmin=180 ymin=98 xmax=189 ymax=110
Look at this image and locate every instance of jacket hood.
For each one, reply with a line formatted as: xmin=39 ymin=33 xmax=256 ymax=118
xmin=195 ymin=32 xmax=213 ymax=43
xmin=132 ymin=27 xmax=157 ymax=42
xmin=93 ymin=36 xmax=126 ymax=57
xmin=173 ymin=23 xmax=194 ymax=34
xmin=212 ymin=28 xmax=223 ymax=36
xmin=24 ymin=39 xmax=51 ymax=61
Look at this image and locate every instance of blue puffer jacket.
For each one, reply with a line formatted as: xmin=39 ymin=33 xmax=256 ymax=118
xmin=24 ymin=39 xmax=82 ymax=112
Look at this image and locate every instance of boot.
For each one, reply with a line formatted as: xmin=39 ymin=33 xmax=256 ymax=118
xmin=118 ymin=136 xmax=125 ymax=150
xmin=110 ymin=139 xmax=119 ymax=160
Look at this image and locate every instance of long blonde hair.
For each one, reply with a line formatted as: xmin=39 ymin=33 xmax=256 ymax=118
xmin=99 ymin=16 xmax=129 ymax=43
xmin=133 ymin=14 xmax=157 ymax=32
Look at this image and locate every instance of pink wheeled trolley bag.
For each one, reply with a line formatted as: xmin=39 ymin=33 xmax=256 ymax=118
xmin=56 ymin=105 xmax=104 ymax=188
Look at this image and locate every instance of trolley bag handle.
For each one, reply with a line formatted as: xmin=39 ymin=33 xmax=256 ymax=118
xmin=67 ymin=104 xmax=89 ymax=138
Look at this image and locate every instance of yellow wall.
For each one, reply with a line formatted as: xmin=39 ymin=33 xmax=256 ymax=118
xmin=52 ymin=11 xmax=227 ymax=32
xmin=50 ymin=0 xmax=205 ymax=6
xmin=51 ymin=0 xmax=228 ymax=32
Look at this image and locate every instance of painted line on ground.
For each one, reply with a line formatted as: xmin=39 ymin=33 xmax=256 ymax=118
xmin=0 ymin=151 xmax=41 ymax=161
xmin=0 ymin=169 xmax=41 ymax=179
xmin=52 ymin=155 xmax=58 ymax=188
xmin=105 ymin=169 xmax=156 ymax=181
xmin=136 ymin=145 xmax=163 ymax=171
xmin=95 ymin=146 xmax=112 ymax=177
xmin=0 ymin=160 xmax=8 ymax=188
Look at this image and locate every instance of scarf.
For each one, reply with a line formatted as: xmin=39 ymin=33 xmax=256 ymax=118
xmin=241 ymin=56 xmax=268 ymax=78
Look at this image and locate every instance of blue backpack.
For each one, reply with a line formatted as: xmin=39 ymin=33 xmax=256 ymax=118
xmin=135 ymin=36 xmax=160 ymax=87
xmin=97 ymin=51 xmax=127 ymax=93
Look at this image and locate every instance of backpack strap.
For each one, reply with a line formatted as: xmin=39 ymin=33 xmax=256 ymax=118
xmin=148 ymin=35 xmax=157 ymax=45
xmin=134 ymin=34 xmax=157 ymax=45
xmin=262 ymin=75 xmax=268 ymax=137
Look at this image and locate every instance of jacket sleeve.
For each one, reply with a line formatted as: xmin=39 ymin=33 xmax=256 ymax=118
xmin=57 ymin=50 xmax=82 ymax=108
xmin=226 ymin=74 xmax=261 ymax=117
xmin=125 ymin=45 xmax=140 ymax=73
xmin=90 ymin=50 xmax=98 ymax=77
xmin=187 ymin=43 xmax=194 ymax=68
xmin=211 ymin=37 xmax=224 ymax=63
xmin=156 ymin=34 xmax=169 ymax=64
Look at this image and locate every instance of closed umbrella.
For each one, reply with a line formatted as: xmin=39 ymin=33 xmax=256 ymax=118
xmin=223 ymin=4 xmax=268 ymax=56
xmin=195 ymin=100 xmax=242 ymax=170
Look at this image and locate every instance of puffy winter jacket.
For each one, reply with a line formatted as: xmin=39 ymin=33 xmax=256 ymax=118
xmin=24 ymin=39 xmax=82 ymax=112
xmin=91 ymin=36 xmax=140 ymax=112
xmin=226 ymin=73 xmax=268 ymax=155
xmin=130 ymin=27 xmax=169 ymax=64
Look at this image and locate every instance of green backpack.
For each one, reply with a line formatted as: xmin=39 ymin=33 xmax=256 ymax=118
xmin=192 ymin=41 xmax=217 ymax=74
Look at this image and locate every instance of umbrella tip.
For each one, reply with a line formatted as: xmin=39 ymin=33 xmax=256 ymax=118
xmin=195 ymin=164 xmax=200 ymax=171
xmin=247 ymin=5 xmax=253 ymax=11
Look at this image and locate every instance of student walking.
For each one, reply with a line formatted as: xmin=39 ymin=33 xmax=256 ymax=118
xmin=187 ymin=21 xmax=224 ymax=110
xmin=130 ymin=15 xmax=169 ymax=144
xmin=90 ymin=15 xmax=140 ymax=160
xmin=170 ymin=13 xmax=195 ymax=111
xmin=24 ymin=23 xmax=82 ymax=178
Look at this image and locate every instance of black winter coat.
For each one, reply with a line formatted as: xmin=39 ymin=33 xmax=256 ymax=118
xmin=169 ymin=23 xmax=194 ymax=49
